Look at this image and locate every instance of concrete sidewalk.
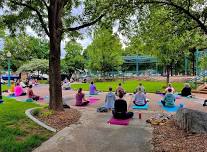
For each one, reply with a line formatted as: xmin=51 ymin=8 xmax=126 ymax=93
xmin=33 ymin=108 xmax=153 ymax=152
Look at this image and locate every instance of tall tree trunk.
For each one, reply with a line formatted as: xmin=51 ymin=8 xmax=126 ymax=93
xmin=48 ymin=0 xmax=64 ymax=111
xmin=166 ymin=65 xmax=170 ymax=85
xmin=170 ymin=66 xmax=173 ymax=76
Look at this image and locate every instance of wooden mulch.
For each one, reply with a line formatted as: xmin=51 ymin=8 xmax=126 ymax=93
xmin=152 ymin=120 xmax=207 ymax=152
xmin=36 ymin=108 xmax=81 ymax=131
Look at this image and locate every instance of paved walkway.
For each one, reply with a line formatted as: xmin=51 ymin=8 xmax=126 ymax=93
xmin=5 ymin=84 xmax=207 ymax=152
xmin=33 ymin=107 xmax=153 ymax=152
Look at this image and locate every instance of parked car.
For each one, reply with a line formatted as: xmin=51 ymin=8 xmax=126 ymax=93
xmin=2 ymin=75 xmax=19 ymax=80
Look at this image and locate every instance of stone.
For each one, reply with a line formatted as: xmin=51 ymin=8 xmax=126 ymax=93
xmin=176 ymin=108 xmax=207 ymax=133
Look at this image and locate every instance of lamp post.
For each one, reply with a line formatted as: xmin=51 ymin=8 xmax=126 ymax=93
xmin=7 ymin=51 xmax=11 ymax=87
xmin=0 ymin=38 xmax=4 ymax=103
xmin=0 ymin=69 xmax=3 ymax=103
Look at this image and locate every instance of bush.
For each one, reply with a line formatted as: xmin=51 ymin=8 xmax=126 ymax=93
xmin=40 ymin=109 xmax=54 ymax=117
xmin=32 ymin=108 xmax=41 ymax=116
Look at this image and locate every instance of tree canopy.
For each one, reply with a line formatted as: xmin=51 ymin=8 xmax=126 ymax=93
xmin=86 ymin=28 xmax=123 ymax=75
xmin=0 ymin=34 xmax=49 ymax=71
xmin=17 ymin=59 xmax=49 ymax=74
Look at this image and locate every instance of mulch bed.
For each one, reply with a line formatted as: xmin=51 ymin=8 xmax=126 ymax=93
xmin=36 ymin=108 xmax=81 ymax=130
xmin=152 ymin=120 xmax=207 ymax=152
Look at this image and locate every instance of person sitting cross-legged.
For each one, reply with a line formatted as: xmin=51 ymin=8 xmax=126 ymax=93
xmin=112 ymin=91 xmax=134 ymax=119
xmin=14 ymin=83 xmax=26 ymax=96
xmin=27 ymin=85 xmax=40 ymax=101
xmin=181 ymin=83 xmax=192 ymax=97
xmin=133 ymin=87 xmax=147 ymax=106
xmin=115 ymin=83 xmax=126 ymax=96
xmin=161 ymin=88 xmax=176 ymax=107
xmin=75 ymin=88 xmax=89 ymax=106
xmin=89 ymin=81 xmax=97 ymax=95
xmin=104 ymin=87 xmax=116 ymax=110
xmin=62 ymin=79 xmax=71 ymax=90
xmin=135 ymin=83 xmax=145 ymax=94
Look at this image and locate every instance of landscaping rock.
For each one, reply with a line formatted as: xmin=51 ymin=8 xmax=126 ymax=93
xmin=176 ymin=108 xmax=207 ymax=133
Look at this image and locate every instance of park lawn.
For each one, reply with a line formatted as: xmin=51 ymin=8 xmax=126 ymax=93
xmin=2 ymin=84 xmax=8 ymax=91
xmin=39 ymin=80 xmax=49 ymax=84
xmin=0 ymin=98 xmax=53 ymax=152
xmin=71 ymin=80 xmax=184 ymax=93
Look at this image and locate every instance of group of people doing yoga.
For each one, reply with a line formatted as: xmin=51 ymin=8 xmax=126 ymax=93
xmin=75 ymin=81 xmax=192 ymax=120
xmin=9 ymin=79 xmax=40 ymax=101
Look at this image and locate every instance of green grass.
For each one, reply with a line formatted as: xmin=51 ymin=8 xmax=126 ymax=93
xmin=0 ymin=98 xmax=53 ymax=152
xmin=2 ymin=84 xmax=8 ymax=91
xmin=71 ymin=80 xmax=184 ymax=93
xmin=39 ymin=80 xmax=49 ymax=84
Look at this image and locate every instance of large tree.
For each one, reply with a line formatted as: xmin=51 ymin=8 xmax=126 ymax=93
xmin=1 ymin=0 xmax=108 ymax=111
xmin=128 ymin=6 xmax=207 ymax=84
xmin=86 ymin=28 xmax=123 ymax=75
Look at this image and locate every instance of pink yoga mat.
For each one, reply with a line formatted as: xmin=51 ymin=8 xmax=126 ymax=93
xmin=107 ymin=117 xmax=130 ymax=126
xmin=88 ymin=97 xmax=99 ymax=104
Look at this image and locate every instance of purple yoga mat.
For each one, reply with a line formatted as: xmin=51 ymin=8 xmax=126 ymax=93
xmin=107 ymin=117 xmax=130 ymax=126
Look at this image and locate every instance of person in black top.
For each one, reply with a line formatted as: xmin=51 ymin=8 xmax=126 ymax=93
xmin=181 ymin=83 xmax=192 ymax=97
xmin=112 ymin=91 xmax=134 ymax=119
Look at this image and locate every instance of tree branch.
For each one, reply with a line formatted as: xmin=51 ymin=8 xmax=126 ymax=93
xmin=64 ymin=13 xmax=105 ymax=32
xmin=10 ymin=1 xmax=50 ymax=36
xmin=134 ymin=0 xmax=207 ymax=34
xmin=41 ymin=0 xmax=49 ymax=9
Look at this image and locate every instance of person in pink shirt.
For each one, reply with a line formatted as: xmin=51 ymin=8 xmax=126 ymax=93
xmin=14 ymin=83 xmax=26 ymax=96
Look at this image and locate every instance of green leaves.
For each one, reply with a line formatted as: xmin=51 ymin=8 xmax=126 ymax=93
xmin=17 ymin=59 xmax=49 ymax=73
xmin=85 ymin=28 xmax=123 ymax=74
xmin=61 ymin=41 xmax=85 ymax=76
xmin=0 ymin=34 xmax=49 ymax=71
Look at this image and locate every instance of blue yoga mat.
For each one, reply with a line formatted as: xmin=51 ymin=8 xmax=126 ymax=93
xmin=132 ymin=104 xmax=149 ymax=110
xmin=7 ymin=95 xmax=16 ymax=98
xmin=162 ymin=106 xmax=180 ymax=112
xmin=158 ymin=101 xmax=182 ymax=112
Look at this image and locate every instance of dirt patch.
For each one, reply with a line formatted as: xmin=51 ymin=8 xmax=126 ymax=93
xmin=152 ymin=120 xmax=207 ymax=152
xmin=35 ymin=108 xmax=81 ymax=131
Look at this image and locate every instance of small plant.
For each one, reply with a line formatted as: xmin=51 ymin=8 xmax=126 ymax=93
xmin=40 ymin=109 xmax=54 ymax=117
xmin=32 ymin=108 xmax=41 ymax=116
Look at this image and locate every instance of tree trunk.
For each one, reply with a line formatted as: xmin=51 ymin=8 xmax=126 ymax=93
xmin=48 ymin=0 xmax=64 ymax=111
xmin=166 ymin=65 xmax=170 ymax=85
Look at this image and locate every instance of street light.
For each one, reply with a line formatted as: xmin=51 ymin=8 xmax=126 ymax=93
xmin=0 ymin=69 xmax=3 ymax=103
xmin=7 ymin=51 xmax=11 ymax=87
xmin=0 ymin=38 xmax=4 ymax=103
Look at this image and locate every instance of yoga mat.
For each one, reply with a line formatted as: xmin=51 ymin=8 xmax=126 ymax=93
xmin=158 ymin=101 xmax=182 ymax=112
xmin=132 ymin=104 xmax=149 ymax=110
xmin=107 ymin=117 xmax=130 ymax=126
xmin=88 ymin=98 xmax=98 ymax=104
xmin=162 ymin=106 xmax=180 ymax=112
xmin=7 ymin=95 xmax=16 ymax=98
xmin=88 ymin=97 xmax=100 ymax=104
